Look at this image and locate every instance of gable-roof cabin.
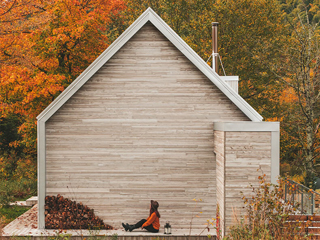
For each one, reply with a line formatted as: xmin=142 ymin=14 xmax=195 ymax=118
xmin=37 ymin=8 xmax=279 ymax=236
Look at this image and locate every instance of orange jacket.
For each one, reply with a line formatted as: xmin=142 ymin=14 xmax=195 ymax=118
xmin=142 ymin=212 xmax=160 ymax=230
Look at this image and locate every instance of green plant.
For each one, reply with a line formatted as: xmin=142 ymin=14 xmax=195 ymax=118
xmin=110 ymin=233 xmax=118 ymax=240
xmin=12 ymin=236 xmax=32 ymax=240
xmin=0 ymin=205 xmax=31 ymax=225
xmin=87 ymin=228 xmax=105 ymax=240
xmin=224 ymin=174 xmax=311 ymax=240
xmin=0 ymin=179 xmax=36 ymax=207
xmin=48 ymin=231 xmax=72 ymax=240
xmin=0 ymin=216 xmax=4 ymax=240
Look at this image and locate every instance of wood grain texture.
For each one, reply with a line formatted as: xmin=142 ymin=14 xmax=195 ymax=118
xmin=213 ymin=131 xmax=225 ymax=235
xmin=224 ymin=131 xmax=271 ymax=233
xmin=214 ymin=131 xmax=225 ymax=233
xmin=45 ymin=22 xmax=249 ymax=230
xmin=2 ymin=205 xmax=216 ymax=239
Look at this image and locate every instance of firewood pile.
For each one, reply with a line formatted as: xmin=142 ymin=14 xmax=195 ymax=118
xmin=45 ymin=194 xmax=113 ymax=229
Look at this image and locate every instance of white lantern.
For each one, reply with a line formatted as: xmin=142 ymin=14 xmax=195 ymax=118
xmin=164 ymin=222 xmax=171 ymax=234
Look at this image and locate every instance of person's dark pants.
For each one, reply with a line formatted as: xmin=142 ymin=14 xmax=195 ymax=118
xmin=134 ymin=219 xmax=159 ymax=233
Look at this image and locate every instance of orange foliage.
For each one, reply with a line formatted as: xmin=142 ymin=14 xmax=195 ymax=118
xmin=279 ymin=87 xmax=298 ymax=104
xmin=1 ymin=0 xmax=126 ymax=74
xmin=0 ymin=65 xmax=67 ymax=154
xmin=0 ymin=0 xmax=126 ymax=179
xmin=0 ymin=66 xmax=66 ymax=118
xmin=0 ymin=0 xmax=125 ymax=122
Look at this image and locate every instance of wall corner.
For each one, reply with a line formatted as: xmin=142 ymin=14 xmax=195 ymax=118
xmin=271 ymin=123 xmax=280 ymax=185
xmin=37 ymin=120 xmax=46 ymax=229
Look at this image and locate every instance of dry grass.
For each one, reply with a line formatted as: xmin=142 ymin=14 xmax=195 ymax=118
xmin=224 ymin=175 xmax=313 ymax=239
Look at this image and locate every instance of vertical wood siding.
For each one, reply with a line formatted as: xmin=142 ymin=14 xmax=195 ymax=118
xmin=45 ymin=22 xmax=249 ymax=230
xmin=224 ymin=131 xmax=271 ymax=232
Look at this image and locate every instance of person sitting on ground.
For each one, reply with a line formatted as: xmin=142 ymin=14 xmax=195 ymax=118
xmin=122 ymin=200 xmax=160 ymax=233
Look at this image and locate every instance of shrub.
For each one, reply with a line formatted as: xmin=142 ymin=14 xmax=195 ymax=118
xmin=0 ymin=178 xmax=36 ymax=206
xmin=225 ymin=174 xmax=311 ymax=240
xmin=0 ymin=205 xmax=31 ymax=225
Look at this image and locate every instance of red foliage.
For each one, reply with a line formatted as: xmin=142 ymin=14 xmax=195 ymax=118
xmin=45 ymin=194 xmax=113 ymax=230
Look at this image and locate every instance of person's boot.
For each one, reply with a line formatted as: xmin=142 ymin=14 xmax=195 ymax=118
xmin=128 ymin=224 xmax=136 ymax=232
xmin=122 ymin=223 xmax=129 ymax=231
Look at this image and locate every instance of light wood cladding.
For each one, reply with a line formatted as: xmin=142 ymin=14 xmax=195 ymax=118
xmin=45 ymin=22 xmax=249 ymax=230
xmin=224 ymin=131 xmax=271 ymax=233
xmin=213 ymin=131 xmax=225 ymax=235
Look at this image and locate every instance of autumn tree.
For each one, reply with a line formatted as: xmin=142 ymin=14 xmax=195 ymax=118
xmin=2 ymin=0 xmax=318 ymax=191
xmin=107 ymin=0 xmax=286 ymax=120
xmin=280 ymin=0 xmax=320 ymax=24
xmin=0 ymin=0 xmax=125 ymax=188
xmin=275 ymin=6 xmax=320 ymax=187
xmin=106 ymin=0 xmax=300 ymax=177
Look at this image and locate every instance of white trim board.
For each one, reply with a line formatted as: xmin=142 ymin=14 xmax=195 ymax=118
xmin=37 ymin=121 xmax=46 ymax=229
xmin=36 ymin=8 xmax=262 ymax=123
xmin=213 ymin=122 xmax=279 ymax=132
xmin=271 ymin=131 xmax=280 ymax=184
xmin=213 ymin=121 xmax=280 ymax=184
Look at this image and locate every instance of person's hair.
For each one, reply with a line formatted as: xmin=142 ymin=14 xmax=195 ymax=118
xmin=150 ymin=200 xmax=160 ymax=218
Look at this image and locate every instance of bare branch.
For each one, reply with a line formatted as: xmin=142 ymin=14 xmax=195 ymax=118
xmin=0 ymin=0 xmax=17 ymax=16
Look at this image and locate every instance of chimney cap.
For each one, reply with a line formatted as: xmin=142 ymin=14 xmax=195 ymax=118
xmin=212 ymin=22 xmax=219 ymax=26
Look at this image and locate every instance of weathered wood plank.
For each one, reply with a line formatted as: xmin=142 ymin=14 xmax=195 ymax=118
xmin=45 ymin=22 xmax=249 ymax=230
xmin=214 ymin=131 xmax=225 ymax=235
xmin=223 ymin=131 xmax=272 ymax=233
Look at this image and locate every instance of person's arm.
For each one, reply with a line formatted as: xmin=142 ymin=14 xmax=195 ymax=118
xmin=142 ymin=212 xmax=156 ymax=228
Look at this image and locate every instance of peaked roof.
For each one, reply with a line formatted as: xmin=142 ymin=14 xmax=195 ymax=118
xmin=37 ymin=8 xmax=263 ymax=122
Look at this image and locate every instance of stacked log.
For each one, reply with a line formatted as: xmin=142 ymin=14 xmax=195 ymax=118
xmin=45 ymin=195 xmax=113 ymax=230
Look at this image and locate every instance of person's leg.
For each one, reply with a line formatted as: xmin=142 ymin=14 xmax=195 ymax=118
xmin=133 ymin=219 xmax=147 ymax=228
xmin=143 ymin=224 xmax=159 ymax=233
xmin=128 ymin=219 xmax=147 ymax=231
xmin=122 ymin=223 xmax=129 ymax=231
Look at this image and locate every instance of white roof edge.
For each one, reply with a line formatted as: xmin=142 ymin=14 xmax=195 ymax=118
xmin=147 ymin=9 xmax=262 ymax=122
xmin=220 ymin=76 xmax=239 ymax=81
xmin=37 ymin=7 xmax=263 ymax=122
xmin=37 ymin=8 xmax=152 ymax=121
xmin=213 ymin=121 xmax=279 ymax=132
